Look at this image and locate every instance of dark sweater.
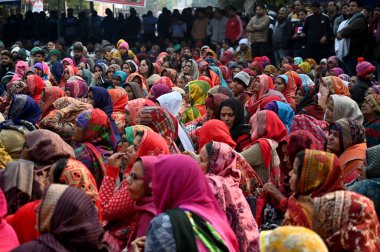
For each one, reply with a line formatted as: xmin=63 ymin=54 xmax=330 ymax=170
xmin=272 ymin=19 xmax=292 ymax=50
xmin=340 ymin=13 xmax=368 ymax=58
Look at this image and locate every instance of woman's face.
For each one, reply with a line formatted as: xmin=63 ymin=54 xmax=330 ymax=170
xmin=252 ymin=78 xmax=261 ymax=92
xmin=178 ymin=78 xmax=187 ymax=89
xmin=183 ymin=62 xmax=192 ymax=75
xmin=132 ymin=76 xmax=141 ymax=85
xmin=122 ymin=64 xmax=131 ymax=74
xmin=107 ymin=68 xmax=115 ymax=79
xmin=78 ymin=62 xmax=86 ymax=70
xmin=63 ymin=69 xmax=70 ymax=80
xmin=126 ymin=134 xmax=143 ymax=166
xmin=198 ymin=146 xmax=210 ymax=173
xmin=232 ymin=67 xmax=241 ymax=77
xmin=230 ymin=80 xmax=245 ymax=96
xmin=139 ymin=60 xmax=149 ymax=75
xmin=36 ymin=68 xmax=43 ymax=76
xmin=274 ymin=78 xmax=286 ymax=93
xmin=127 ymin=160 xmax=145 ymax=200
xmin=72 ymin=124 xmax=85 ymax=142
xmin=94 ymin=67 xmax=102 ymax=78
xmin=184 ymin=90 xmax=190 ymax=103
xmin=281 ymin=143 xmax=291 ymax=170
xmin=220 ymin=106 xmax=235 ymax=129
xmin=289 ymin=157 xmax=300 ymax=192
xmin=65 ymin=85 xmax=72 ymax=96
xmin=281 ymin=58 xmax=289 ymax=66
xmin=119 ymin=48 xmax=127 ymax=55
xmin=50 ymin=54 xmax=58 ymax=63
xmin=325 ymin=98 xmax=334 ymax=123
xmin=295 ymin=89 xmax=304 ymax=105
xmin=125 ymin=86 xmax=135 ymax=100
xmin=87 ymin=90 xmax=94 ymax=105
xmin=112 ymin=76 xmax=122 ymax=87
xmin=327 ymin=130 xmax=340 ymax=154
xmin=206 ymin=106 xmax=215 ymax=120
xmin=361 ymin=99 xmax=376 ymax=119
xmin=125 ymin=110 xmax=133 ymax=126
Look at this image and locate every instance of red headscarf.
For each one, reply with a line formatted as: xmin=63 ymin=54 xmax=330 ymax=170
xmin=245 ymin=74 xmax=274 ymax=115
xmin=26 ymin=74 xmax=44 ymax=102
xmin=198 ymin=119 xmax=236 ymax=150
xmin=39 ymin=86 xmax=66 ymax=119
xmin=108 ymin=89 xmax=128 ymax=112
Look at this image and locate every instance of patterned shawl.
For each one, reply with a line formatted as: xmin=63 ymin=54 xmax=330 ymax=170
xmin=39 ymin=87 xmax=66 ymax=119
xmin=108 ymin=89 xmax=128 ymax=132
xmin=26 ymin=74 xmax=44 ymax=102
xmin=126 ymin=73 xmax=148 ymax=95
xmin=327 ymin=95 xmax=363 ymax=123
xmin=206 ymin=141 xmax=259 ymax=251
xmin=283 ymin=72 xmax=298 ymax=110
xmin=313 ymin=190 xmax=380 ymax=251
xmin=182 ymin=80 xmax=210 ymax=124
xmin=6 ymin=94 xmax=42 ymax=125
xmin=283 ymin=150 xmax=344 ymax=228
xmin=125 ymin=98 xmax=156 ymax=126
xmin=290 ymin=114 xmax=329 ymax=151
xmin=6 ymin=80 xmax=28 ymax=96
xmin=125 ymin=82 xmax=145 ymax=99
xmin=65 ymin=76 xmax=89 ymax=98
xmin=137 ymin=106 xmax=180 ymax=154
xmin=295 ymin=84 xmax=319 ymax=114
xmin=245 ymin=74 xmax=273 ymax=116
xmin=332 ymin=118 xmax=366 ymax=152
xmin=319 ymin=76 xmax=350 ymax=110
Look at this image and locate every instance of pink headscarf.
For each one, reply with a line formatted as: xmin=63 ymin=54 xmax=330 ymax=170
xmin=151 ymin=154 xmax=239 ymax=251
xmin=61 ymin=58 xmax=74 ymax=68
xmin=11 ymin=61 xmax=29 ymax=82
xmin=0 ymin=189 xmax=20 ymax=251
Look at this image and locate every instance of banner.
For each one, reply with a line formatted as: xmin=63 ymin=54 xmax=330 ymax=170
xmin=88 ymin=0 xmax=145 ymax=7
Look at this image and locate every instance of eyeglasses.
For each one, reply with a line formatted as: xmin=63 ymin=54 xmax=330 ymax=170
xmin=126 ymin=172 xmax=143 ymax=185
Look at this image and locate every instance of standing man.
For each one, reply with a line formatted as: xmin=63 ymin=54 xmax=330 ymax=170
xmin=191 ymin=9 xmax=209 ymax=45
xmin=246 ymin=4 xmax=271 ymax=57
xmin=301 ymin=2 xmax=331 ymax=62
xmin=272 ymin=7 xmax=292 ymax=67
xmin=207 ymin=8 xmax=227 ymax=48
xmin=142 ymin=11 xmax=158 ymax=43
xmin=226 ymin=6 xmax=244 ymax=45
xmin=336 ymin=0 xmax=367 ymax=76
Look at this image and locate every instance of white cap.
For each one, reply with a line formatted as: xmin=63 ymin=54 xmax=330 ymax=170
xmin=233 ymin=71 xmax=250 ymax=87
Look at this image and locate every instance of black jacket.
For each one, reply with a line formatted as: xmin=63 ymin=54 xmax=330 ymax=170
xmin=340 ymin=13 xmax=368 ymax=58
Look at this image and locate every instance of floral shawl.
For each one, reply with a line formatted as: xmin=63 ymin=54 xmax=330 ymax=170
xmin=65 ymin=76 xmax=89 ymax=98
xmin=108 ymin=89 xmax=128 ymax=133
xmin=39 ymin=87 xmax=66 ymax=119
xmin=245 ymin=74 xmax=273 ymax=116
xmin=182 ymin=80 xmax=210 ymax=124
xmin=206 ymin=141 xmax=259 ymax=251
xmin=125 ymin=98 xmax=156 ymax=126
xmin=313 ymin=190 xmax=380 ymax=251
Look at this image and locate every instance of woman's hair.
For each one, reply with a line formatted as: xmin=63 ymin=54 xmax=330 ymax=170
xmin=205 ymin=141 xmax=213 ymax=157
xmin=141 ymin=59 xmax=154 ymax=77
xmin=295 ymin=150 xmax=305 ymax=179
xmin=135 ymin=130 xmax=145 ymax=138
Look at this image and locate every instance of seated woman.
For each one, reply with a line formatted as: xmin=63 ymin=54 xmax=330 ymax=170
xmin=198 ymin=141 xmax=259 ymax=251
xmin=273 ymin=74 xmax=297 ymax=110
xmin=100 ymin=130 xmax=169 ymax=251
xmin=295 ymin=84 xmax=323 ymax=120
xmin=137 ymin=154 xmax=238 ymax=252
xmin=245 ymin=74 xmax=274 ymax=116
xmin=0 ymin=129 xmax=74 ymax=215
xmin=64 ymin=76 xmax=89 ymax=98
xmin=38 ymin=86 xmax=66 ymax=120
xmin=348 ymin=144 xmax=380 ymax=217
xmin=12 ymin=184 xmax=109 ymax=252
xmin=313 ymin=190 xmax=380 ymax=251
xmin=124 ymin=82 xmax=146 ymax=100
xmin=0 ymin=94 xmax=41 ymax=159
xmin=218 ymin=98 xmax=251 ymax=152
xmin=259 ymin=226 xmax=328 ymax=252
xmin=324 ymin=95 xmax=363 ymax=124
xmin=72 ymin=108 xmax=117 ymax=187
xmin=111 ymin=70 xmax=127 ymax=88
xmin=125 ymin=98 xmax=155 ymax=127
xmin=137 ymin=106 xmax=180 ymax=154
xmin=108 ymin=89 xmax=128 ymax=133
xmin=318 ymin=76 xmax=350 ymax=111
xmin=361 ymin=94 xmax=380 ymax=147
xmin=282 ymin=150 xmax=344 ymax=229
xmin=182 ymin=80 xmax=210 ymax=124
xmin=148 ymin=84 xmax=171 ymax=103
xmin=241 ymin=110 xmax=287 ymax=184
xmin=39 ymin=97 xmax=92 ymax=143
xmin=264 ymin=101 xmax=295 ymax=132
xmin=327 ymin=118 xmax=367 ymax=184
xmin=126 ymin=72 xmax=149 ymax=95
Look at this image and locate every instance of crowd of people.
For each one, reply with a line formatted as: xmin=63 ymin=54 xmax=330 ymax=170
xmin=0 ymin=0 xmax=379 ymax=251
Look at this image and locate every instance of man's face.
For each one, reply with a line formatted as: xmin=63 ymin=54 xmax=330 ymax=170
xmin=47 ymin=42 xmax=55 ymax=49
xmin=256 ymin=6 xmax=264 ymax=16
xmin=277 ymin=9 xmax=287 ymax=20
xmin=298 ymin=11 xmax=306 ymax=21
xmin=374 ymin=7 xmax=380 ymax=18
xmin=34 ymin=53 xmax=44 ymax=62
xmin=295 ymin=1 xmax=303 ymax=11
xmin=311 ymin=6 xmax=320 ymax=15
xmin=1 ymin=55 xmax=11 ymax=66
xmin=74 ymin=50 xmax=83 ymax=59
xmin=342 ymin=5 xmax=349 ymax=15
xmin=348 ymin=1 xmax=361 ymax=15
xmin=327 ymin=2 xmax=336 ymax=12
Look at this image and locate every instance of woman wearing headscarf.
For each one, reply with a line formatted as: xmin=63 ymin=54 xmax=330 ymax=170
xmin=126 ymin=72 xmax=149 ymax=95
xmin=274 ymin=74 xmax=297 ymax=110
xmin=295 ymin=84 xmax=324 ymax=120
xmin=259 ymin=226 xmax=328 ymax=252
xmin=182 ymin=80 xmax=210 ymax=124
xmin=91 ymin=63 xmax=109 ymax=88
xmin=39 ymin=97 xmax=92 ymax=143
xmin=161 ymin=68 xmax=179 ymax=86
xmin=0 ymin=189 xmax=19 ymax=251
xmin=100 ymin=130 xmax=169 ymax=251
xmin=140 ymin=154 xmax=238 ymax=252
xmin=157 ymin=91 xmax=194 ymax=152
xmin=197 ymin=141 xmax=259 ymax=251
xmin=64 ymin=76 xmax=89 ymax=98
xmin=12 ymin=184 xmax=110 ymax=252
xmin=313 ymin=190 xmax=380 ymax=251
xmin=348 ymin=145 xmax=380 ymax=217
xmin=137 ymin=106 xmax=180 ymax=154
xmin=210 ymin=66 xmax=227 ymax=87
xmin=124 ymin=82 xmax=145 ymax=100
xmin=245 ymin=74 xmax=274 ymax=116
xmin=264 ymin=101 xmax=295 ymax=132
xmin=148 ymin=84 xmax=171 ymax=103
xmin=125 ymin=98 xmax=156 ymax=127
xmin=324 ymin=95 xmax=363 ymax=124
xmin=38 ymin=87 xmax=66 ymax=119
xmin=318 ymin=76 xmax=350 ymax=111
xmin=59 ymin=65 xmax=77 ymax=88
xmin=327 ymin=118 xmax=367 ymax=184
xmin=49 ymin=62 xmax=64 ymax=86
xmin=10 ymin=61 xmax=28 ymax=82
xmin=25 ymin=74 xmax=44 ymax=103
xmin=112 ymin=70 xmax=127 ymax=88
xmin=0 ymin=129 xmax=74 ymax=214
xmin=88 ymin=86 xmax=121 ymax=142
xmin=198 ymin=61 xmax=220 ymax=87
xmin=218 ymin=98 xmax=251 ymax=152
xmin=0 ymin=95 xmax=41 ymax=159
xmin=361 ymin=94 xmax=380 ymax=147
xmin=108 ymin=89 xmax=128 ymax=133
xmin=179 ymin=59 xmax=199 ymax=81
xmin=282 ymin=150 xmax=345 ymax=229
xmin=139 ymin=59 xmax=159 ymax=88
xmin=241 ymin=110 xmax=287 ymax=185
xmin=72 ymin=109 xmax=117 ymax=187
